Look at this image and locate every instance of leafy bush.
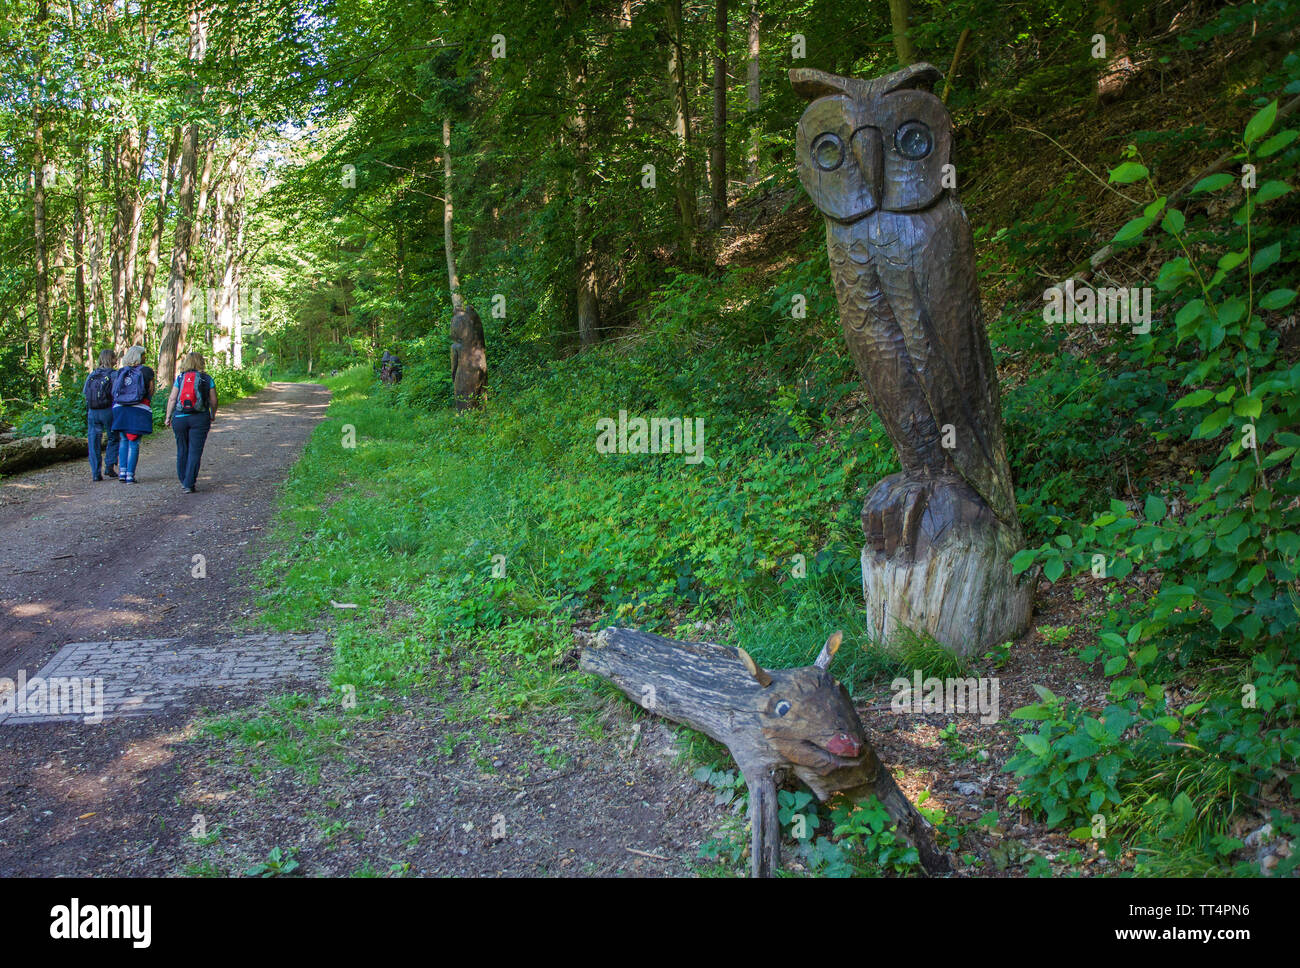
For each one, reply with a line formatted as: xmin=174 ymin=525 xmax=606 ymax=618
xmin=1006 ymin=91 xmax=1300 ymax=866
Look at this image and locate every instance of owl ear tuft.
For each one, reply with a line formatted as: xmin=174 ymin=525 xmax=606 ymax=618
xmin=880 ymin=62 xmax=943 ymax=94
xmin=790 ymin=68 xmax=858 ymax=101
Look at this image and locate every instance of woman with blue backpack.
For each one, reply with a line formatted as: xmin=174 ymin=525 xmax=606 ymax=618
xmin=82 ymin=348 xmax=119 ymax=481
xmin=109 ymin=345 xmax=155 ymax=484
xmin=164 ymin=351 xmax=217 ymax=493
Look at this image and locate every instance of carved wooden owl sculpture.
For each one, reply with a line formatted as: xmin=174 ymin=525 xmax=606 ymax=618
xmin=792 ymin=63 xmax=1022 ymax=563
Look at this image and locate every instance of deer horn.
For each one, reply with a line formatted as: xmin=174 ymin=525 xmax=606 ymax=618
xmin=737 ymin=648 xmax=773 ymax=687
xmin=814 ymin=631 xmax=843 ymax=670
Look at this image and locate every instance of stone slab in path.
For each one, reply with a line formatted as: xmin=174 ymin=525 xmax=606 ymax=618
xmin=0 ymin=632 xmax=331 ymax=725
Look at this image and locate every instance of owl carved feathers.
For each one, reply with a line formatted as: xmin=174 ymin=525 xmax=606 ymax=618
xmin=791 ymin=63 xmax=1018 ymax=535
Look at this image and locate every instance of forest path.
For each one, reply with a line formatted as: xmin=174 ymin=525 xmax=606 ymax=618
xmin=0 ymin=382 xmax=330 ymax=875
xmin=0 ymin=381 xmax=329 ymax=679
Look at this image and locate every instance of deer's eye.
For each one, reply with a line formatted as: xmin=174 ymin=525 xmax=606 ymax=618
xmin=775 ymin=700 xmax=792 ymax=717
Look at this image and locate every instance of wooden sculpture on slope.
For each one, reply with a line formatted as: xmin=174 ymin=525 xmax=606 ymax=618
xmin=791 ymin=63 xmax=1032 ymax=654
xmin=443 ymin=117 xmax=486 ymax=411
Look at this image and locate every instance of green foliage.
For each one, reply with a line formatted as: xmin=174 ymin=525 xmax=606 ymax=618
xmin=243 ymin=846 xmax=300 ymax=878
xmin=797 ymin=796 xmax=921 ymax=876
xmin=1005 ymin=81 xmax=1300 ymax=869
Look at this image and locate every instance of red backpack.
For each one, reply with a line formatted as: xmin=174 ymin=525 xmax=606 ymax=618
xmin=178 ymin=371 xmax=205 ymax=413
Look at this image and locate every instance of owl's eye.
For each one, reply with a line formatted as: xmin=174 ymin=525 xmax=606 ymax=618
xmin=894 ymin=121 xmax=933 ymax=160
xmin=774 ymin=700 xmax=792 ymax=717
xmin=810 ymin=133 xmax=844 ymax=171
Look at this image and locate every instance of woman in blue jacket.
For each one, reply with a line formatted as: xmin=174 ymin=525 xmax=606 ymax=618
xmin=109 ymin=345 xmax=155 ymax=484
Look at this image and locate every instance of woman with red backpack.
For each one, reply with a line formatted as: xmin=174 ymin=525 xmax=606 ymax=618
xmin=109 ymin=345 xmax=155 ymax=484
xmin=164 ymin=351 xmax=217 ymax=493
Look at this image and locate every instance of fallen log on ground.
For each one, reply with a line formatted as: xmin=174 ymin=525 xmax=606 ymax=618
xmin=580 ymin=626 xmax=949 ymax=877
xmin=0 ymin=434 xmax=88 ymax=476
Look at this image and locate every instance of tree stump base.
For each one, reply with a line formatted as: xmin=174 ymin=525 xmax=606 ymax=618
xmin=862 ymin=512 xmax=1033 ymax=656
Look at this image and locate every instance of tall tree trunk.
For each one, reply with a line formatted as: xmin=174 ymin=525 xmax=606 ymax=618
xmin=32 ymin=0 xmax=54 ymax=392
xmin=566 ymin=1 xmax=601 ymax=347
xmin=621 ymin=0 xmax=636 ymax=128
xmin=708 ymin=0 xmax=728 ymax=230
xmin=73 ymin=152 xmax=89 ymax=367
xmin=666 ymin=0 xmax=697 ymax=254
xmin=123 ymin=126 xmax=147 ymax=326
xmin=52 ymin=235 xmax=73 ymax=379
xmin=133 ymin=126 xmax=180 ymax=345
xmin=443 ymin=117 xmax=463 ymax=314
xmin=156 ymin=1 xmax=205 ymax=391
xmin=888 ymin=0 xmax=917 ymax=66
xmin=746 ymin=0 xmax=760 ymax=184
xmin=89 ymin=140 xmax=111 ymax=349
xmin=157 ymin=122 xmax=198 ymax=390
xmin=110 ymin=126 xmax=146 ymax=345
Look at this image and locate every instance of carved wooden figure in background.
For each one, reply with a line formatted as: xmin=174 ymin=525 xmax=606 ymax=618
xmin=791 ymin=63 xmax=1032 ymax=654
xmin=450 ymin=301 xmax=487 ymax=412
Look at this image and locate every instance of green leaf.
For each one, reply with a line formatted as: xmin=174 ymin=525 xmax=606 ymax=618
xmin=1143 ymin=494 xmax=1167 ymax=521
xmin=1218 ymin=249 xmax=1248 ymax=272
xmin=1112 ymin=215 xmax=1154 ymax=244
xmin=1257 ymin=128 xmax=1299 ymax=157
xmin=1259 ymin=288 xmax=1297 ymax=310
xmin=1210 ymin=604 xmax=1236 ymax=631
xmin=1173 ymin=388 xmax=1215 ymax=409
xmin=1103 ymin=655 xmax=1127 ymax=676
xmin=1215 ymin=298 xmax=1246 ymax=326
xmin=1143 ymin=196 xmax=1167 ymax=219
xmin=1174 ymin=299 xmax=1205 ymax=334
xmin=1244 ymin=99 xmax=1278 ymax=145
xmin=1256 ymin=180 xmax=1291 ymax=203
xmin=1108 ymin=162 xmax=1149 ymax=184
xmin=1021 ymin=734 xmax=1049 ymax=757
xmin=1232 ymin=395 xmax=1261 ymax=419
xmin=1011 ymin=548 xmax=1037 ymax=576
xmin=1044 ymin=557 xmax=1065 ymax=583
xmin=1251 ymin=242 xmax=1281 ymax=274
xmin=1155 ymin=257 xmax=1192 ymax=291
xmin=1194 ymin=406 xmax=1232 ymax=438
xmin=1160 ymin=209 xmax=1185 ymax=235
xmin=1190 ymin=173 xmax=1233 ymax=194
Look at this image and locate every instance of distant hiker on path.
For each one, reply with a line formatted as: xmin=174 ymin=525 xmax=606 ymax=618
xmin=83 ymin=348 xmax=119 ymax=481
xmin=164 ymin=351 xmax=218 ymax=493
xmin=109 ymin=345 xmax=155 ymax=484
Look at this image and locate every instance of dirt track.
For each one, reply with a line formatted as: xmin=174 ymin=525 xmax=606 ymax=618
xmin=0 ymin=382 xmax=330 ymax=679
xmin=0 ymin=382 xmax=329 ymax=876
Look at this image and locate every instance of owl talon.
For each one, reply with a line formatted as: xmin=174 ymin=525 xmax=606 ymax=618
xmin=862 ymin=474 xmax=990 ymax=562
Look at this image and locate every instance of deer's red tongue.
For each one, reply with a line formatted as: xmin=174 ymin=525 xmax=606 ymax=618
xmin=826 ymin=733 xmax=861 ymax=757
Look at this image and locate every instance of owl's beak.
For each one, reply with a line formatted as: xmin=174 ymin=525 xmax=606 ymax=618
xmin=850 ymin=126 xmax=884 ymax=209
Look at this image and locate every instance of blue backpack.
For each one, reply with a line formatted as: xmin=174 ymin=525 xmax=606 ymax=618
xmin=112 ymin=365 xmax=146 ymax=406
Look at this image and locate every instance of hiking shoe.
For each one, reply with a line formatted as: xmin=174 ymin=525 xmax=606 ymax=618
xmin=182 ymin=486 xmax=193 ymax=493
xmin=106 ymin=466 xmax=118 ymax=478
